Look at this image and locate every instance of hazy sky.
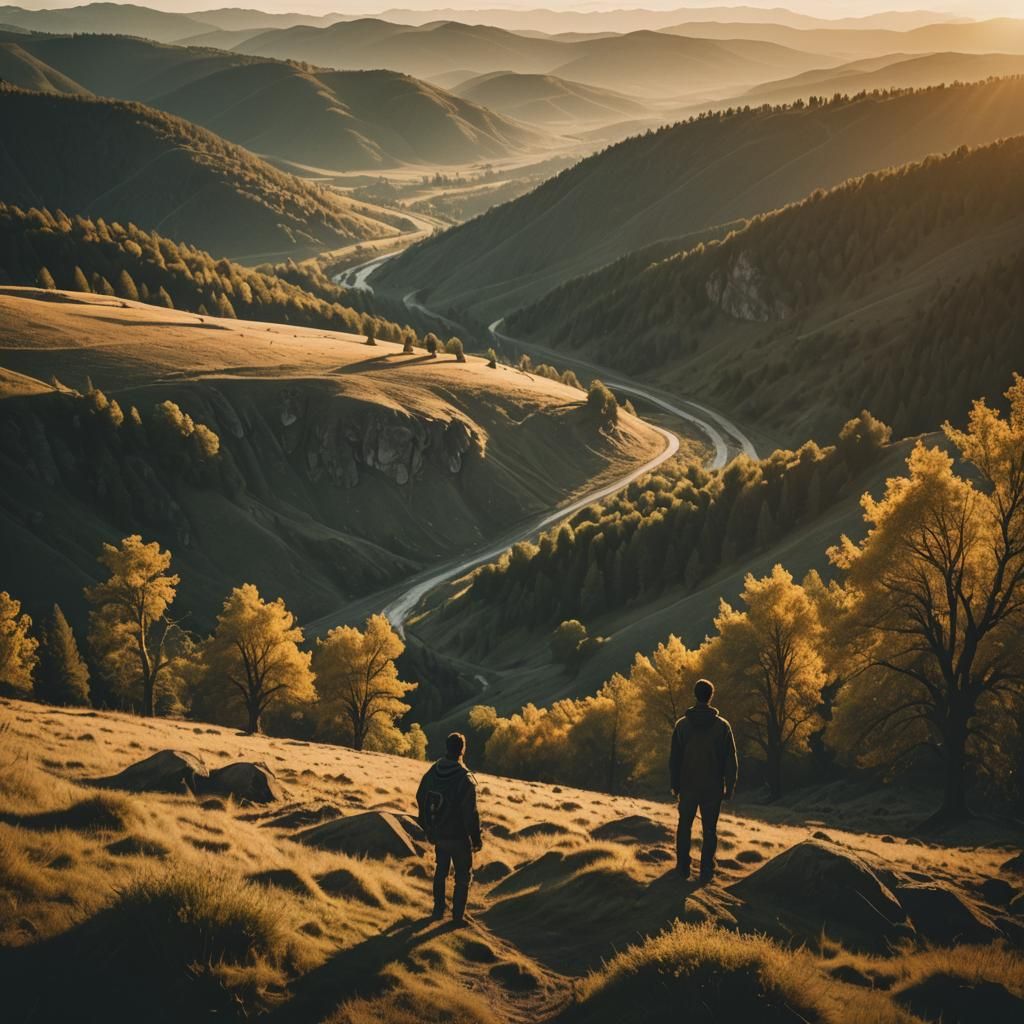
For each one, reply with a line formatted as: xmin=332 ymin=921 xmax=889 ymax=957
xmin=16 ymin=1 xmax=1024 ymax=20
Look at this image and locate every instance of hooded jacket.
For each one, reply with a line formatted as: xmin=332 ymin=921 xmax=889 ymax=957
xmin=669 ymin=704 xmax=739 ymax=799
xmin=416 ymin=757 xmax=482 ymax=845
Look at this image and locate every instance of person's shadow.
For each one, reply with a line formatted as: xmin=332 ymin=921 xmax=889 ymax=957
xmin=268 ymin=915 xmax=453 ymax=1023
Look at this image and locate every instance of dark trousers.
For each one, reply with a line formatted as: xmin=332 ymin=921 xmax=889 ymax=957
xmin=677 ymin=792 xmax=723 ymax=876
xmin=433 ymin=838 xmax=473 ymax=918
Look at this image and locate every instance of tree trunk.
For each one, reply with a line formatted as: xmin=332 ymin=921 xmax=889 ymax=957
xmin=766 ymin=739 xmax=783 ymax=801
xmin=142 ymin=672 xmax=155 ymax=718
xmin=247 ymin=703 xmax=262 ymax=735
xmin=940 ymin=714 xmax=970 ymax=821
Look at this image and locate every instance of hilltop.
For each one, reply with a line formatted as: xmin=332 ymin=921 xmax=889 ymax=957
xmin=0 ymin=288 xmax=662 ymax=634
xmin=509 ymin=133 xmax=1024 ymax=444
xmin=377 ymin=76 xmax=1024 ymax=319
xmin=1 ymin=697 xmax=1021 ymax=1023
xmin=0 ymin=86 xmax=408 ymax=259
xmin=0 ymin=31 xmax=551 ymax=171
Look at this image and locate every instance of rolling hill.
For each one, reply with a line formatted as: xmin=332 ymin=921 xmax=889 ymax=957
xmin=0 ymin=86 xmax=409 ymax=259
xmin=453 ymin=71 xmax=647 ymax=127
xmin=509 ymin=134 xmax=1024 ymax=446
xmin=663 ymin=17 xmax=1024 ymax=59
xmin=155 ymin=63 xmax=549 ymax=171
xmin=0 ymin=31 xmax=548 ymax=171
xmin=376 ymin=76 xmax=1024 ymax=320
xmin=0 ymin=2 xmax=213 ymax=43
xmin=0 ymin=288 xmax=661 ymax=634
xmin=740 ymin=51 xmax=1024 ymax=106
xmin=236 ymin=18 xmax=834 ymax=98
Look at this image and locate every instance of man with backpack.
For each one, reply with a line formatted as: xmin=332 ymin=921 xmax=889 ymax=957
xmin=416 ymin=731 xmax=482 ymax=924
xmin=669 ymin=678 xmax=738 ymax=883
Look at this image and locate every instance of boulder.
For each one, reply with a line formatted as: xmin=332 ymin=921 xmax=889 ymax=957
xmin=729 ymin=839 xmax=910 ymax=950
xmin=894 ymin=884 xmax=1001 ymax=945
xmin=512 ymin=821 xmax=573 ymax=840
xmin=292 ymin=811 xmax=419 ymax=859
xmin=591 ymin=815 xmax=671 ymax=845
xmin=203 ymin=762 xmax=281 ymax=804
xmin=96 ymin=750 xmax=208 ymax=794
xmin=977 ymin=877 xmax=1016 ymax=907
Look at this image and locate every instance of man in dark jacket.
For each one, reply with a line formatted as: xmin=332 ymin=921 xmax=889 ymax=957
xmin=669 ymin=678 xmax=738 ymax=882
xmin=416 ymin=731 xmax=482 ymax=924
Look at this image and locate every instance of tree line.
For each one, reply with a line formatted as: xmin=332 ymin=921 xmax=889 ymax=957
xmin=467 ymin=378 xmax=1024 ymax=822
xmin=441 ymin=411 xmax=890 ymax=655
xmin=0 ymin=203 xmax=417 ymax=344
xmin=0 ymin=536 xmax=425 ymax=757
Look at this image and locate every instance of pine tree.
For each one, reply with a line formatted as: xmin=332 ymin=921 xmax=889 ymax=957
xmin=71 ymin=266 xmax=91 ymax=293
xmin=35 ymin=605 xmax=90 ymax=706
xmin=116 ymin=269 xmax=139 ymax=301
xmin=37 ymin=266 xmax=56 ymax=290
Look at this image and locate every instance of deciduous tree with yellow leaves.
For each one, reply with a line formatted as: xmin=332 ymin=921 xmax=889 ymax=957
xmin=314 ymin=614 xmax=416 ymax=751
xmin=0 ymin=591 xmax=38 ymax=694
xmin=828 ymin=377 xmax=1024 ymax=821
xmin=203 ymin=584 xmax=315 ymax=734
xmin=86 ymin=535 xmax=179 ymax=716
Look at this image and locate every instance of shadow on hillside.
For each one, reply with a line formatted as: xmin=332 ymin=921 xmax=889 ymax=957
xmin=333 ymin=353 xmax=440 ymax=374
xmin=267 ymin=916 xmax=453 ymax=1023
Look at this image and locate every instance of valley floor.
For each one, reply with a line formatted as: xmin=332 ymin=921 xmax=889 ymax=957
xmin=2 ymin=698 xmax=1022 ymax=1023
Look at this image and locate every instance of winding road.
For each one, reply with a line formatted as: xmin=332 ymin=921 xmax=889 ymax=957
xmin=335 ymin=255 xmax=759 ymax=634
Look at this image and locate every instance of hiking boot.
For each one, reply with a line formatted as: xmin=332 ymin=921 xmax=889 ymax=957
xmin=675 ymin=862 xmax=691 ymax=880
xmin=699 ymin=870 xmax=715 ymax=884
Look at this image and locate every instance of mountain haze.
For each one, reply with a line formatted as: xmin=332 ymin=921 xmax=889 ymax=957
xmin=378 ymin=77 xmax=1024 ymax=319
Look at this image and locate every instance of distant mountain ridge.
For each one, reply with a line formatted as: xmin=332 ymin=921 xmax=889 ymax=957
xmin=0 ymin=30 xmax=550 ymax=169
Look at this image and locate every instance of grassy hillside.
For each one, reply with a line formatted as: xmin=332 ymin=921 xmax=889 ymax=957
xmin=377 ymin=77 xmax=1024 ymax=320
xmin=0 ymin=31 xmax=547 ymax=171
xmin=510 ymin=134 xmax=1024 ymax=445
xmin=2 ymin=698 xmax=1021 ymax=1022
xmin=453 ymin=71 xmax=647 ymax=128
xmin=0 ymin=39 xmax=88 ymax=94
xmin=0 ymin=87 xmax=408 ymax=260
xmin=237 ymin=18 xmax=831 ymax=96
xmin=156 ymin=63 xmax=548 ymax=171
xmin=0 ymin=289 xmax=661 ymax=634
xmin=0 ymin=2 xmax=213 ymax=43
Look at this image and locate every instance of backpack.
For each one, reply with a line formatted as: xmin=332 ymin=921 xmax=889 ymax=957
xmin=420 ymin=768 xmax=464 ymax=840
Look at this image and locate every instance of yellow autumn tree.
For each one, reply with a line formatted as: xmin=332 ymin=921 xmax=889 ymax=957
xmin=314 ymin=614 xmax=416 ymax=751
xmin=712 ymin=565 xmax=826 ymax=799
xmin=828 ymin=377 xmax=1024 ymax=821
xmin=86 ymin=535 xmax=179 ymax=716
xmin=203 ymin=584 xmax=315 ymax=734
xmin=0 ymin=591 xmax=39 ymax=693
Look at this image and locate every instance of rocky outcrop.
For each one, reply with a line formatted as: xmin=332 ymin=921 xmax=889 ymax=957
xmin=292 ymin=810 xmax=421 ymax=859
xmin=591 ymin=814 xmax=672 ymax=845
xmin=202 ymin=762 xmax=281 ymax=804
xmin=895 ymin=883 xmax=1002 ymax=946
xmin=706 ymin=251 xmax=792 ymax=323
xmin=94 ymin=750 xmax=208 ymax=794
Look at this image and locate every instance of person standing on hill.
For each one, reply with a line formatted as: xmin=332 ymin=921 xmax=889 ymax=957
xmin=669 ymin=678 xmax=738 ymax=883
xmin=416 ymin=731 xmax=483 ymax=925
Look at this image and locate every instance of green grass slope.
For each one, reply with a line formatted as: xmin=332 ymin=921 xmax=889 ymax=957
xmin=510 ymin=134 xmax=1024 ymax=445
xmin=0 ymin=87 xmax=408 ymax=260
xmin=377 ymin=77 xmax=1024 ymax=321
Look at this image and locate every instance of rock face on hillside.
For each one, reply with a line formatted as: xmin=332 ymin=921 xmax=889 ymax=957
xmin=96 ymin=750 xmax=208 ymax=794
xmin=292 ymin=810 xmax=421 ymax=858
xmin=591 ymin=815 xmax=671 ymax=845
xmin=706 ymin=251 xmax=792 ymax=323
xmin=275 ymin=388 xmax=479 ymax=488
xmin=730 ymin=838 xmax=910 ymax=949
xmin=204 ymin=762 xmax=281 ymax=804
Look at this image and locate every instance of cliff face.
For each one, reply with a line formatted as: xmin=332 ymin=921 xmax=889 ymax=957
xmin=706 ymin=251 xmax=793 ymax=323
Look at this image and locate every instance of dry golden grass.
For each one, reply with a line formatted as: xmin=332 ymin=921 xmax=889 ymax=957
xmin=1 ymin=696 xmax=1021 ymax=1023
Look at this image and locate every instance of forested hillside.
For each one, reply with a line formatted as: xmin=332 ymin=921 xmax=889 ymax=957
xmin=0 ymin=203 xmax=412 ymax=340
xmin=427 ymin=412 xmax=890 ymax=661
xmin=0 ymin=86 xmax=408 ymax=258
xmin=378 ymin=77 xmax=1024 ymax=318
xmin=510 ymin=134 xmax=1024 ymax=443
